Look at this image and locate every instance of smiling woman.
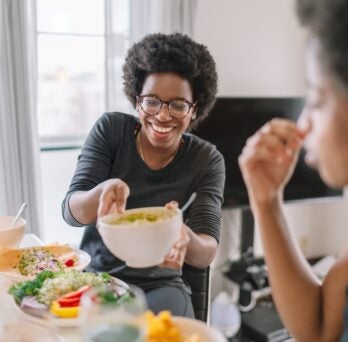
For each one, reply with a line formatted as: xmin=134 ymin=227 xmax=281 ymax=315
xmin=62 ymin=32 xmax=225 ymax=319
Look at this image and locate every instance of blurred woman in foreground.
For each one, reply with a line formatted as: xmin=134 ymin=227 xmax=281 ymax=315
xmin=239 ymin=0 xmax=348 ymax=340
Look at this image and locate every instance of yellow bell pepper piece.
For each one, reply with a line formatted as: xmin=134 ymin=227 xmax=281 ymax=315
xmin=50 ymin=301 xmax=79 ymax=318
xmin=145 ymin=310 xmax=201 ymax=342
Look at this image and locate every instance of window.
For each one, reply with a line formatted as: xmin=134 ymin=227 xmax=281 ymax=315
xmin=36 ymin=0 xmax=130 ymax=245
xmin=36 ymin=0 xmax=130 ymax=147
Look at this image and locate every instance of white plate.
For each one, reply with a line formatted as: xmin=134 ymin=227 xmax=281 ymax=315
xmin=0 ymin=248 xmax=91 ymax=282
xmin=71 ymin=249 xmax=91 ymax=272
xmin=12 ymin=277 xmax=129 ymax=328
xmin=173 ymin=317 xmax=227 ymax=342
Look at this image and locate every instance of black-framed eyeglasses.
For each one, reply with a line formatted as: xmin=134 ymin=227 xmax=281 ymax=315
xmin=137 ymin=95 xmax=197 ymax=118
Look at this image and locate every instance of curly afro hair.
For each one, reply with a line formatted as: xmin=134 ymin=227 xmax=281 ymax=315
xmin=297 ymin=0 xmax=348 ymax=90
xmin=122 ymin=33 xmax=218 ymax=129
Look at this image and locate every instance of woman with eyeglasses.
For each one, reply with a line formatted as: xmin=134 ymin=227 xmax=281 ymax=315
xmin=62 ymin=33 xmax=225 ymax=317
xmin=239 ymin=0 xmax=348 ymax=340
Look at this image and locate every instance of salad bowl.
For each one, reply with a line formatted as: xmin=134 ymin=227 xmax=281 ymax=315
xmin=9 ymin=270 xmax=131 ymax=328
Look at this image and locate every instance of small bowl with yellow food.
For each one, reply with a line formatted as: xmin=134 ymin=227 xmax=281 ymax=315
xmin=97 ymin=207 xmax=182 ymax=268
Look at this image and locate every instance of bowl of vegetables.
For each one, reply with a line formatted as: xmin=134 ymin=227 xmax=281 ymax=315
xmin=8 ymin=270 xmax=132 ymax=327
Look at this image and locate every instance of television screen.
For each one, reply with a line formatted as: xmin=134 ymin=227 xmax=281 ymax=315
xmin=192 ymin=97 xmax=342 ymax=208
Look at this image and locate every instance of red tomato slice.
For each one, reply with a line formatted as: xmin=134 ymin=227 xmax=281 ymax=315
xmin=57 ymin=297 xmax=81 ymax=307
xmin=59 ymin=285 xmax=91 ymax=300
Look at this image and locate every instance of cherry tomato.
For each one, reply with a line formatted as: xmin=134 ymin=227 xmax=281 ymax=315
xmin=64 ymin=258 xmax=75 ymax=267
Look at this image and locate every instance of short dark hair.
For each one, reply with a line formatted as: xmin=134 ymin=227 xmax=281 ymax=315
xmin=122 ymin=33 xmax=218 ymax=129
xmin=297 ymin=0 xmax=348 ymax=89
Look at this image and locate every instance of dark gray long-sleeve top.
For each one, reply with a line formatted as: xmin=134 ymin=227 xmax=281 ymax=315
xmin=62 ymin=112 xmax=225 ymax=291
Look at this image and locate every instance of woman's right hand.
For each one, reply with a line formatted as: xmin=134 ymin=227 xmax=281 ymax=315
xmin=238 ymin=119 xmax=306 ymax=205
xmin=97 ymin=179 xmax=130 ymax=217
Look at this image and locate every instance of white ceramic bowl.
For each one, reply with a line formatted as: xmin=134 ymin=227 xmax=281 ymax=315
xmin=98 ymin=207 xmax=182 ymax=268
xmin=0 ymin=216 xmax=26 ymax=248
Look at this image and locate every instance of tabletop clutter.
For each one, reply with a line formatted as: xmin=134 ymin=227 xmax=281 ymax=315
xmin=0 ymin=209 xmax=227 ymax=341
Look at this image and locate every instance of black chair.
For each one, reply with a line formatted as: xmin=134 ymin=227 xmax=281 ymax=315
xmin=182 ymin=263 xmax=211 ymax=322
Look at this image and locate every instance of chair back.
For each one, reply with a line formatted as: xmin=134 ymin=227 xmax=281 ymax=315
xmin=182 ymin=263 xmax=211 ymax=322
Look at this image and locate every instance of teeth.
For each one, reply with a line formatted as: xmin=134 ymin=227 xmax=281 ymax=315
xmin=152 ymin=124 xmax=173 ymax=133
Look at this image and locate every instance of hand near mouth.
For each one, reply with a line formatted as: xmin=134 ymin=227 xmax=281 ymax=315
xmin=239 ymin=118 xmax=306 ymax=205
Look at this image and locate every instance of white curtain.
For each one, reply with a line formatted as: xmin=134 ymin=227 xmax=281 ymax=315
xmin=129 ymin=0 xmax=197 ymax=44
xmin=0 ymin=0 xmax=42 ymax=235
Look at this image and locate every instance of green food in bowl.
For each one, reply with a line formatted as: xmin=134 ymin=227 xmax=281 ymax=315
xmin=109 ymin=210 xmax=175 ymax=225
xmin=98 ymin=207 xmax=182 ymax=268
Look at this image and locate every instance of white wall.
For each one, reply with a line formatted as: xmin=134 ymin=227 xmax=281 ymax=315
xmin=194 ymin=0 xmax=307 ymax=97
xmin=254 ymin=194 xmax=348 ymax=258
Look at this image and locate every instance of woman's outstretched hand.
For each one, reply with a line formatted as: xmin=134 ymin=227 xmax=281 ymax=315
xmin=238 ymin=118 xmax=307 ymax=205
xmin=97 ymin=179 xmax=130 ymax=217
xmin=160 ymin=201 xmax=191 ymax=270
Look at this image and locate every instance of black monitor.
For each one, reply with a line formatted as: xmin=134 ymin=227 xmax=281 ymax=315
xmin=193 ymin=97 xmax=342 ymax=209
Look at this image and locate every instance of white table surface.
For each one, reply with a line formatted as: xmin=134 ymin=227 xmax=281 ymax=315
xmin=0 ymin=234 xmax=79 ymax=341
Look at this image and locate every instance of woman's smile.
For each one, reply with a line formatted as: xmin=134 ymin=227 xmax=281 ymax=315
xmin=150 ymin=122 xmax=175 ymax=135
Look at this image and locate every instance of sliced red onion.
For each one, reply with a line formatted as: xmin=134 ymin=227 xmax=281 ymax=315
xmin=20 ymin=296 xmax=48 ymax=318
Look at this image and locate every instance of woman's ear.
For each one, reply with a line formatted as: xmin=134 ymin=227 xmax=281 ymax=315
xmin=191 ymin=108 xmax=197 ymax=120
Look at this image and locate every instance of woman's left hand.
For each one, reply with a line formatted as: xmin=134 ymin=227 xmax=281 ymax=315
xmin=160 ymin=225 xmax=190 ymax=269
xmin=159 ymin=201 xmax=191 ymax=270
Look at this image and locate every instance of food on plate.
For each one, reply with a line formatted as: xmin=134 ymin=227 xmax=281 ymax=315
xmin=15 ymin=248 xmax=65 ymax=275
xmin=0 ymin=244 xmax=81 ymax=277
xmin=8 ymin=270 xmax=132 ymax=319
xmin=146 ymin=310 xmax=201 ymax=342
xmin=50 ymin=300 xmax=80 ymax=318
xmin=108 ymin=208 xmax=176 ymax=225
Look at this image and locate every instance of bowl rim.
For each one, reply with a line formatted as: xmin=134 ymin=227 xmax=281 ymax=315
xmin=0 ymin=217 xmax=26 ymax=231
xmin=98 ymin=207 xmax=182 ymax=228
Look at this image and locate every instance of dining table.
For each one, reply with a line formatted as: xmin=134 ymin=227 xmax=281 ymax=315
xmin=0 ymin=234 xmax=229 ymax=342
